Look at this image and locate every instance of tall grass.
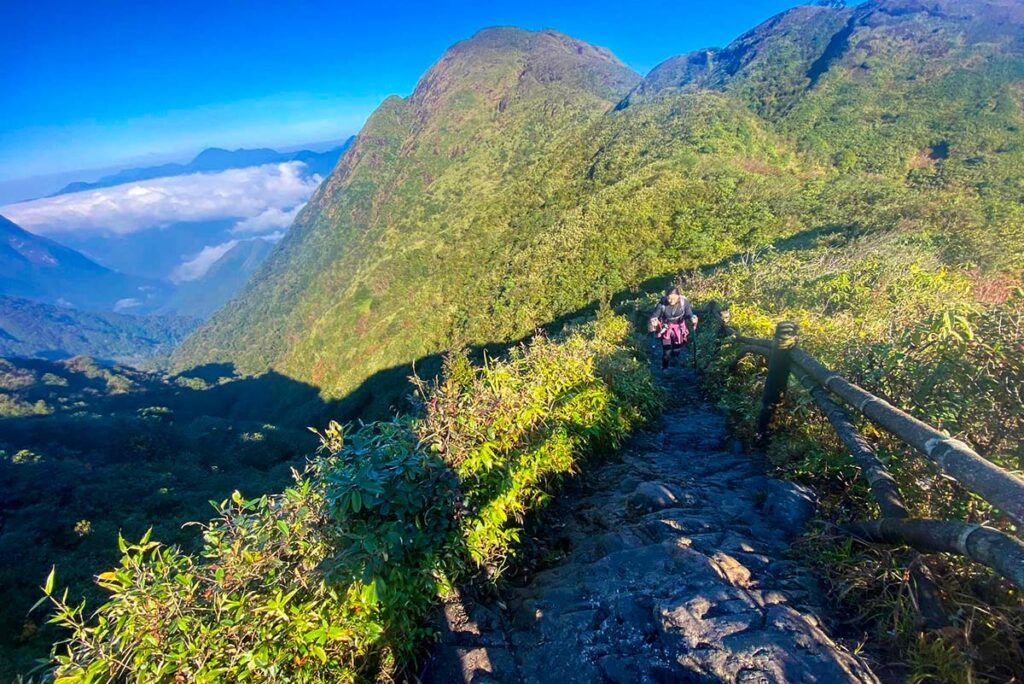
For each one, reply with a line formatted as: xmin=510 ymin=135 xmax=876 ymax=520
xmin=683 ymin=232 xmax=1024 ymax=681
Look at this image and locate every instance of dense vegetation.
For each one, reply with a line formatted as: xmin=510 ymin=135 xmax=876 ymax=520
xmin=6 ymin=0 xmax=1024 ymax=679
xmin=35 ymin=315 xmax=656 ymax=682
xmin=174 ymin=0 xmax=1024 ymax=415
xmin=166 ymin=1 xmax=1020 ymax=676
xmin=0 ymin=356 xmax=355 ymax=678
xmin=677 ymin=226 xmax=1023 ymax=680
xmin=0 ymin=296 xmax=198 ymax=365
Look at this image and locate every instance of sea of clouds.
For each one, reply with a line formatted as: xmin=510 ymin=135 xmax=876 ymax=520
xmin=0 ymin=161 xmax=318 ymax=237
xmin=0 ymin=161 xmax=320 ymax=282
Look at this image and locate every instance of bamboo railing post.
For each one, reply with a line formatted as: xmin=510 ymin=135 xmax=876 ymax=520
xmin=845 ymin=519 xmax=1024 ymax=589
xmin=712 ymin=301 xmax=736 ymax=338
xmin=792 ymin=368 xmax=908 ymax=518
xmin=790 ymin=348 xmax=1024 ymax=527
xmin=755 ymin=322 xmax=799 ymax=446
xmin=711 ymin=308 xmax=1024 ymax=597
xmin=792 ymin=367 xmax=947 ymax=627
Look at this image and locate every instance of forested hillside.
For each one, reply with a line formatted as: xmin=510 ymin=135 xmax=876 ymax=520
xmin=18 ymin=1 xmax=1024 ymax=680
xmin=0 ymin=355 xmax=351 ymax=676
xmin=0 ymin=296 xmax=197 ymax=364
xmin=173 ymin=1 xmax=1024 ymax=423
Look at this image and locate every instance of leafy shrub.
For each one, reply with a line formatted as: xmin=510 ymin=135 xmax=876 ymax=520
xmin=36 ymin=315 xmax=656 ymax=682
xmin=0 ymin=356 xmax=335 ymax=678
xmin=416 ymin=313 xmax=659 ymax=571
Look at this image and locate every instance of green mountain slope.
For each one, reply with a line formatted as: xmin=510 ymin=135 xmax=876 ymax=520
xmin=173 ymin=1 xmax=1024 ymax=412
xmin=173 ymin=27 xmax=641 ymax=390
xmin=0 ymin=296 xmax=197 ymax=364
xmin=0 ymin=215 xmax=167 ymax=312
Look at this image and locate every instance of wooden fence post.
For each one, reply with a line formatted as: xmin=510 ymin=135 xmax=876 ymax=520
xmin=756 ymin=321 xmax=798 ymax=446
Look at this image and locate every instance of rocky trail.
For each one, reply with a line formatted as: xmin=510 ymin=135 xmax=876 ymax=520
xmin=422 ymin=362 xmax=880 ymax=683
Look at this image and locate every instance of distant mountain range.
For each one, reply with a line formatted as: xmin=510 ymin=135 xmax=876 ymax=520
xmin=0 ymin=214 xmax=168 ymax=312
xmin=0 ymin=140 xmax=355 ymax=363
xmin=0 ymin=211 xmax=283 ymax=361
xmin=0 ymin=210 xmax=277 ymax=365
xmin=0 ymin=295 xmax=197 ymax=365
xmin=51 ymin=140 xmax=354 ymax=197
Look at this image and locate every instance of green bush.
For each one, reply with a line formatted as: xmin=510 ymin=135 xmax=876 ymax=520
xmin=416 ymin=313 xmax=659 ymax=571
xmin=37 ymin=314 xmax=657 ymax=682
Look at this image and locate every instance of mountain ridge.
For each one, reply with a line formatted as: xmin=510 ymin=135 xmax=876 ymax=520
xmin=174 ymin=26 xmax=641 ymax=390
xmin=50 ymin=138 xmax=354 ymax=197
xmin=0 ymin=214 xmax=168 ymax=313
xmin=0 ymin=295 xmax=197 ymax=364
xmin=0 ymin=212 xmax=272 ymax=361
xmin=173 ymin=3 xmax=1024 ymax=413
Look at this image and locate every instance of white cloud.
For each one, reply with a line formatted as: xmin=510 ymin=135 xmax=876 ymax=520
xmin=171 ymin=240 xmax=239 ymax=283
xmin=170 ymin=233 xmax=284 ymax=283
xmin=114 ymin=298 xmax=143 ymax=311
xmin=0 ymin=162 xmax=319 ymax=236
xmin=232 ymin=205 xmax=303 ymax=234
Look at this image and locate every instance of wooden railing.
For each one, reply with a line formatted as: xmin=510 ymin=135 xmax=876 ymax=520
xmin=703 ymin=302 xmax=1024 ymax=622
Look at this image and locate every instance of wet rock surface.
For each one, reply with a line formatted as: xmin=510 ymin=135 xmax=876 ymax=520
xmin=423 ymin=366 xmax=877 ymax=683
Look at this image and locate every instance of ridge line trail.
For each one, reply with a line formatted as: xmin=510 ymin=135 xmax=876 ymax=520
xmin=424 ymin=363 xmax=880 ymax=683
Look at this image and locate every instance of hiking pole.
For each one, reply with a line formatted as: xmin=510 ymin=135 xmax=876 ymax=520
xmin=691 ymin=322 xmax=698 ymax=368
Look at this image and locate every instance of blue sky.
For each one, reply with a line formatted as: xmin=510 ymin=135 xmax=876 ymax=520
xmin=1 ymin=0 xmax=809 ymax=183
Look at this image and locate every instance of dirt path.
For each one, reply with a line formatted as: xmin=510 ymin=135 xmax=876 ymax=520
xmin=423 ymin=365 xmax=878 ymax=683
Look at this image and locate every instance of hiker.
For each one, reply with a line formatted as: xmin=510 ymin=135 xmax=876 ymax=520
xmin=649 ymin=286 xmax=698 ymax=370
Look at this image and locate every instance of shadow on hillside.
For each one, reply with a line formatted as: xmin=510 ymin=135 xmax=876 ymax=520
xmin=301 ymin=222 xmax=859 ymax=427
xmin=227 ymin=224 xmax=853 ymax=426
xmin=175 ymin=361 xmax=239 ymax=383
xmin=4 ymin=222 xmax=851 ymax=437
xmin=0 ymin=219 xmax=851 ymax=679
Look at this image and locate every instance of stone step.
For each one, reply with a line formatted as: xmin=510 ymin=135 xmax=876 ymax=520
xmin=421 ymin=369 xmax=878 ymax=684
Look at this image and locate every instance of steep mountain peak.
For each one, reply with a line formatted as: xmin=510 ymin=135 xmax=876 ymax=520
xmin=448 ymin=26 xmax=625 ymax=67
xmin=622 ymin=4 xmax=850 ymax=106
xmin=173 ymin=27 xmax=642 ymax=389
xmin=174 ymin=9 xmax=1024 ymax=417
xmin=410 ymin=26 xmax=639 ymax=112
